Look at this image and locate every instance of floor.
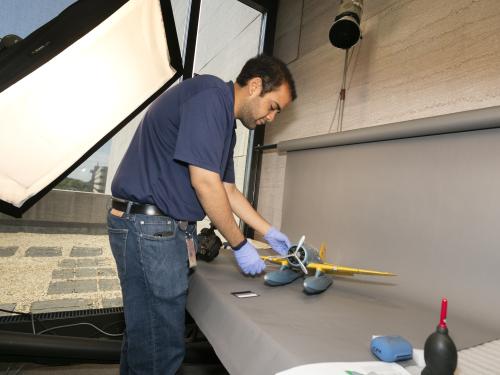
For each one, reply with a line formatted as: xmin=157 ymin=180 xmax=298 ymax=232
xmin=0 ymin=233 xmax=122 ymax=316
xmin=0 ymin=232 xmax=269 ymax=317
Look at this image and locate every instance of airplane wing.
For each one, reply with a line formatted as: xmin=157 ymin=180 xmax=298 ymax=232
xmin=307 ymin=262 xmax=396 ymax=277
xmin=260 ymin=256 xmax=288 ymax=267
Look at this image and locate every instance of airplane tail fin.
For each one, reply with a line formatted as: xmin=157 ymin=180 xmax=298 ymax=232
xmin=319 ymin=243 xmax=326 ymax=261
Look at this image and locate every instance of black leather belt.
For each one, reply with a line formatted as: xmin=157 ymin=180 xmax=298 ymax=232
xmin=111 ymin=198 xmax=164 ymax=216
xmin=111 ymin=198 xmax=196 ymax=226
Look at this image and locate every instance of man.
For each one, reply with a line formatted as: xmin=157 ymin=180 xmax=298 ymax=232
xmin=107 ymin=54 xmax=297 ymax=374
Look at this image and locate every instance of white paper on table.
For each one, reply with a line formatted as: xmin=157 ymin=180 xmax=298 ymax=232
xmin=411 ymin=349 xmax=425 ymax=367
xmin=276 ymin=361 xmax=412 ymax=375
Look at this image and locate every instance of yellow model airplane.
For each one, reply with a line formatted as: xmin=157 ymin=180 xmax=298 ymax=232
xmin=261 ymin=235 xmax=396 ymax=294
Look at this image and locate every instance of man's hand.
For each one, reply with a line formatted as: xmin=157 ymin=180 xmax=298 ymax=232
xmin=233 ymin=240 xmax=266 ymax=275
xmin=264 ymin=227 xmax=291 ymax=256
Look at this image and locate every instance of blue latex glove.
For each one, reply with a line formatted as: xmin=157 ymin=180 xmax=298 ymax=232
xmin=264 ymin=227 xmax=291 ymax=256
xmin=233 ymin=240 xmax=266 ymax=275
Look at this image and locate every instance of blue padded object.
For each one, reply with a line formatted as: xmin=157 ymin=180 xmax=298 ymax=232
xmin=303 ymin=274 xmax=333 ymax=294
xmin=264 ymin=269 xmax=301 ymax=286
xmin=371 ymin=335 xmax=413 ymax=362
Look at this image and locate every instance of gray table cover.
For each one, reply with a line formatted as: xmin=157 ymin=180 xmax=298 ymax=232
xmin=186 ymin=250 xmax=496 ymax=375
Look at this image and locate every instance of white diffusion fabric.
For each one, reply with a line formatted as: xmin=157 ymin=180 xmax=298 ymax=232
xmin=0 ymin=0 xmax=175 ymax=207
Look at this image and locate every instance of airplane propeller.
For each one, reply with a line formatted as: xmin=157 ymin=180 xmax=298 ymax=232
xmin=294 ymin=235 xmax=308 ymax=275
xmin=277 ymin=235 xmax=308 ymax=275
xmin=265 ymin=234 xmax=309 ymax=275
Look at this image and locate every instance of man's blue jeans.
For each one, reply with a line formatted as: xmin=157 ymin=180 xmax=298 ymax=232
xmin=107 ymin=209 xmax=196 ymax=374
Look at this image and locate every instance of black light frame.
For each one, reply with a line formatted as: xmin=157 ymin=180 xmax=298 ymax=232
xmin=0 ymin=0 xmax=184 ymax=217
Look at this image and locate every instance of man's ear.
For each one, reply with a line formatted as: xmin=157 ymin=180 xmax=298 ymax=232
xmin=248 ymin=77 xmax=263 ymax=96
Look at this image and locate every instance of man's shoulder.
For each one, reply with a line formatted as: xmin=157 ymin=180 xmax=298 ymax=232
xmin=185 ymin=74 xmax=231 ymax=96
xmin=150 ymin=74 xmax=232 ymax=114
xmin=193 ymin=74 xmax=227 ymax=87
xmin=180 ymin=75 xmax=233 ymax=111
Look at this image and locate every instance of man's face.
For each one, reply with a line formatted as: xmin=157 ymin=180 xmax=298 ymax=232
xmin=239 ymin=80 xmax=292 ymax=130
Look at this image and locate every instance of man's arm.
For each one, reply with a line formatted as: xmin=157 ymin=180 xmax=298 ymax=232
xmin=223 ymin=182 xmax=271 ymax=236
xmin=223 ymin=182 xmax=291 ymax=256
xmin=189 ymin=165 xmax=245 ymax=247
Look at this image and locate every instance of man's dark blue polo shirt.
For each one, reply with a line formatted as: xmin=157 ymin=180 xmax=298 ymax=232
xmin=111 ymin=75 xmax=236 ymax=221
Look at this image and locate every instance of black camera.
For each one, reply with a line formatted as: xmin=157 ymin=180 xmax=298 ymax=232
xmin=197 ymin=224 xmax=222 ymax=262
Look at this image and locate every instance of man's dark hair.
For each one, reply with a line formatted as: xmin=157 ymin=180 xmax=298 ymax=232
xmin=236 ymin=54 xmax=297 ymax=101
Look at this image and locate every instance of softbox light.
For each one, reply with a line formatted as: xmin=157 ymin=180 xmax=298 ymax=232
xmin=0 ymin=0 xmax=183 ymax=215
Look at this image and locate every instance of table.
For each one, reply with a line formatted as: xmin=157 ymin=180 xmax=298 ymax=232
xmin=186 ymin=249 xmax=497 ymax=375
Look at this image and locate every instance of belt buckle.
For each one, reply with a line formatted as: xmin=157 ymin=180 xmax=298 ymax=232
xmin=144 ymin=205 xmax=157 ymax=216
